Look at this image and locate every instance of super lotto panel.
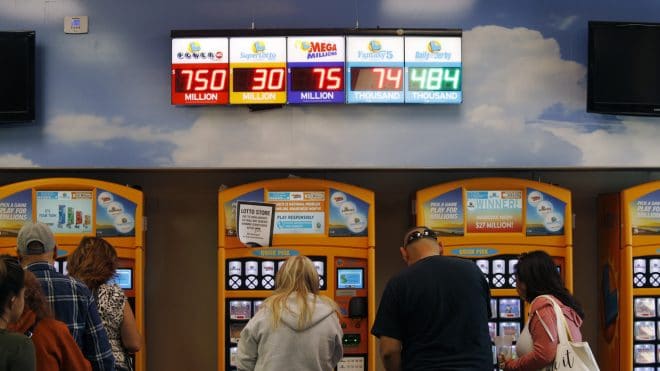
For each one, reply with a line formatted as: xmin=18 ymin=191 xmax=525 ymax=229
xmin=229 ymin=37 xmax=287 ymax=104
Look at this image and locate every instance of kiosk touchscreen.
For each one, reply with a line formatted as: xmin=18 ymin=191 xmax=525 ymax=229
xmin=0 ymin=178 xmax=146 ymax=371
xmin=415 ymin=178 xmax=573 ymax=370
xmin=218 ymin=178 xmax=375 ymax=371
xmin=598 ymin=181 xmax=660 ymax=370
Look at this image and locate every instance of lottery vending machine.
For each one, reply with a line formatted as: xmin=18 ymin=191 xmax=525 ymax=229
xmin=598 ymin=181 xmax=660 ymax=371
xmin=218 ymin=178 xmax=375 ymax=371
xmin=415 ymin=178 xmax=573 ymax=370
xmin=0 ymin=178 xmax=146 ymax=371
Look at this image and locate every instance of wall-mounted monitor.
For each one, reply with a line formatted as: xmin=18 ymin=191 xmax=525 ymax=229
xmin=588 ymin=21 xmax=660 ymax=116
xmin=337 ymin=268 xmax=364 ymax=289
xmin=0 ymin=31 xmax=35 ymax=122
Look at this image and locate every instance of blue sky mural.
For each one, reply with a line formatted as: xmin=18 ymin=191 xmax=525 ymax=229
xmin=1 ymin=0 xmax=660 ymax=168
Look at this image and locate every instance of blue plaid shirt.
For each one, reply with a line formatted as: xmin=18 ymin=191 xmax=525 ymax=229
xmin=27 ymin=262 xmax=115 ymax=371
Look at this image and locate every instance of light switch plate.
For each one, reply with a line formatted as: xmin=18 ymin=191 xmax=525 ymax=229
xmin=64 ymin=16 xmax=88 ymax=34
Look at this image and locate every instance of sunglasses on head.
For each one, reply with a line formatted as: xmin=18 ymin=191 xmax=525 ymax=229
xmin=404 ymin=228 xmax=437 ymax=247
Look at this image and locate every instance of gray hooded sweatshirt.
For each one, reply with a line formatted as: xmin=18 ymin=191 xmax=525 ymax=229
xmin=236 ymin=294 xmax=343 ymax=371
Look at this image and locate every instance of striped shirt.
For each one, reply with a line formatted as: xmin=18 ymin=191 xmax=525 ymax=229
xmin=27 ymin=262 xmax=115 ymax=371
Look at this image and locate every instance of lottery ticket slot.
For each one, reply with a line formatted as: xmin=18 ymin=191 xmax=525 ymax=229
xmin=0 ymin=178 xmax=146 ymax=371
xmin=415 ymin=178 xmax=573 ymax=370
xmin=218 ymin=178 xmax=375 ymax=371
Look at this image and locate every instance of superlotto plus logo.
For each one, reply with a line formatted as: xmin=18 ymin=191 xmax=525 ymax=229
xmin=357 ymin=39 xmax=393 ymax=59
xmin=240 ymin=41 xmax=277 ymax=60
xmin=175 ymin=41 xmax=223 ymax=60
xmin=295 ymin=40 xmax=338 ymax=59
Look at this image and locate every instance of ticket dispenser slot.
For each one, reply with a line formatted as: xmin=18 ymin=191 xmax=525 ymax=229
xmin=335 ymin=257 xmax=368 ymax=368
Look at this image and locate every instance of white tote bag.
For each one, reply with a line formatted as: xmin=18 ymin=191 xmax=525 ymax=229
xmin=540 ymin=295 xmax=600 ymax=371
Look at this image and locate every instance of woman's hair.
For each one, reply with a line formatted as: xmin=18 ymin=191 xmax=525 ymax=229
xmin=263 ymin=255 xmax=337 ymax=328
xmin=67 ymin=237 xmax=118 ymax=291
xmin=23 ymin=270 xmax=53 ymax=320
xmin=516 ymin=250 xmax=585 ymax=319
xmin=0 ymin=255 xmax=25 ymax=313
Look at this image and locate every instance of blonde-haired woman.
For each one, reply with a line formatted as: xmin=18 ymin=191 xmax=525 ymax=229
xmin=236 ymin=255 xmax=343 ymax=371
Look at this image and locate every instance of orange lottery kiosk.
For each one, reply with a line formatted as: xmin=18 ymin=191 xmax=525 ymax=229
xmin=598 ymin=180 xmax=660 ymax=370
xmin=0 ymin=178 xmax=146 ymax=371
xmin=415 ymin=177 xmax=573 ymax=370
xmin=218 ymin=178 xmax=376 ymax=371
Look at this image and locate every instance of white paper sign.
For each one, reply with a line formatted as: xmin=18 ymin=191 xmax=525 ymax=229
xmin=237 ymin=202 xmax=275 ymax=247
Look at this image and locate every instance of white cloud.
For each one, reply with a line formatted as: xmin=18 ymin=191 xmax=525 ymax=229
xmin=45 ymin=114 xmax=167 ymax=145
xmin=538 ymin=118 xmax=660 ymax=166
xmin=0 ymin=153 xmax=38 ymax=167
xmin=550 ymin=15 xmax=579 ymax=31
xmin=379 ymin=0 xmax=476 ymax=20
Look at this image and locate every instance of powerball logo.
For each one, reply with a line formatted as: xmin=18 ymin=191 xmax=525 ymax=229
xmin=175 ymin=41 xmax=223 ymax=60
xmin=295 ymin=40 xmax=338 ymax=59
xmin=240 ymin=40 xmax=277 ymax=60
xmin=357 ymin=39 xmax=393 ymax=60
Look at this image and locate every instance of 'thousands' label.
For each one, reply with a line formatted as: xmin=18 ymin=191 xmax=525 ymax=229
xmin=451 ymin=248 xmax=499 ymax=257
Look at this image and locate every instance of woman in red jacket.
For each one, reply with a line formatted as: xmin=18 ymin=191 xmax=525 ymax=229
xmin=10 ymin=271 xmax=91 ymax=371
xmin=501 ymin=250 xmax=584 ymax=371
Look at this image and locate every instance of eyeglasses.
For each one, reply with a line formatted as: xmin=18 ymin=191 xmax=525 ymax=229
xmin=404 ymin=228 xmax=437 ymax=248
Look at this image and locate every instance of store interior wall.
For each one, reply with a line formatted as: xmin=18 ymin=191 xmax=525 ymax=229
xmin=2 ymin=168 xmax=659 ymax=370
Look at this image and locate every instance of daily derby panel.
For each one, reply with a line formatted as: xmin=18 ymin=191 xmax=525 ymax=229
xmin=171 ymin=29 xmax=462 ymax=105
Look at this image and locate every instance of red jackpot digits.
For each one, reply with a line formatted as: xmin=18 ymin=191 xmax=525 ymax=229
xmin=350 ymin=67 xmax=402 ymax=91
xmin=290 ymin=67 xmax=344 ymax=91
xmin=174 ymin=68 xmax=228 ymax=92
xmin=233 ymin=68 xmax=286 ymax=92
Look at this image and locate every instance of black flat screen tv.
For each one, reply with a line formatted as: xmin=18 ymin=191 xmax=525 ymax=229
xmin=588 ymin=21 xmax=660 ymax=116
xmin=0 ymin=31 xmax=35 ymax=122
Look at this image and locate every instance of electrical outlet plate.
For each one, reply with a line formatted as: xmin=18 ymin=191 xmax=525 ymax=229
xmin=64 ymin=16 xmax=88 ymax=34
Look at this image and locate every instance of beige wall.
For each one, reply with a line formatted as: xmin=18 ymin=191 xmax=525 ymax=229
xmin=2 ymin=169 xmax=659 ymax=370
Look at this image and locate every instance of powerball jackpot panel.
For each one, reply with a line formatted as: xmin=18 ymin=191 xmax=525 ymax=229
xmin=415 ymin=177 xmax=573 ymax=370
xmin=599 ymin=181 xmax=660 ymax=370
xmin=218 ymin=178 xmax=376 ymax=371
xmin=0 ymin=178 xmax=146 ymax=371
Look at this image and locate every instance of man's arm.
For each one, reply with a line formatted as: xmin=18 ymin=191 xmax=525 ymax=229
xmin=379 ymin=336 xmax=402 ymax=371
xmin=83 ymin=298 xmax=115 ymax=371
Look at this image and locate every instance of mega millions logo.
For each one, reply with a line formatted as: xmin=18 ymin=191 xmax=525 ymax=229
xmin=176 ymin=41 xmax=222 ymax=60
xmin=295 ymin=40 xmax=338 ymax=59
xmin=240 ymin=40 xmax=276 ymax=60
xmin=357 ymin=39 xmax=393 ymax=59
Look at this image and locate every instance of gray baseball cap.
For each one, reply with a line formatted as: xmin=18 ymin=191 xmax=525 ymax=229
xmin=17 ymin=222 xmax=56 ymax=255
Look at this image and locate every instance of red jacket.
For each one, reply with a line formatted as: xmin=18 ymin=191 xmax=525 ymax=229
xmin=9 ymin=310 xmax=92 ymax=371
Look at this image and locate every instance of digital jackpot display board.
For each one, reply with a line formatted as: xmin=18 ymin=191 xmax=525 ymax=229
xmin=229 ymin=37 xmax=287 ymax=104
xmin=346 ymin=36 xmax=405 ymax=104
xmin=170 ymin=29 xmax=462 ymax=106
xmin=287 ymin=36 xmax=345 ymax=104
xmin=171 ymin=38 xmax=229 ymax=105
xmin=404 ymin=36 xmax=462 ymax=104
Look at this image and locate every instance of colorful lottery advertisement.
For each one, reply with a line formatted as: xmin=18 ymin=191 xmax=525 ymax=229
xmin=328 ymin=189 xmax=369 ymax=237
xmin=422 ymin=188 xmax=464 ymax=236
xmin=36 ymin=191 xmax=93 ymax=234
xmin=224 ymin=189 xmax=265 ymax=236
xmin=267 ymin=191 xmax=325 ymax=234
xmin=466 ymin=190 xmax=523 ymax=233
xmin=630 ymin=190 xmax=660 ymax=235
xmin=525 ymin=188 xmax=566 ymax=236
xmin=95 ymin=189 xmax=137 ymax=237
xmin=0 ymin=190 xmax=33 ymax=237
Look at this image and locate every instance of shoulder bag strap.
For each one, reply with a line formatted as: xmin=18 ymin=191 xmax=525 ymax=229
xmin=538 ymin=295 xmax=574 ymax=344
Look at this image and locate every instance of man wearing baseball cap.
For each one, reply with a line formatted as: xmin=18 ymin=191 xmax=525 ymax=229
xmin=17 ymin=222 xmax=115 ymax=371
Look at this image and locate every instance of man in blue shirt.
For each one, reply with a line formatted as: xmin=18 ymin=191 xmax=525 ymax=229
xmin=371 ymin=226 xmax=492 ymax=371
xmin=17 ymin=222 xmax=115 ymax=371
